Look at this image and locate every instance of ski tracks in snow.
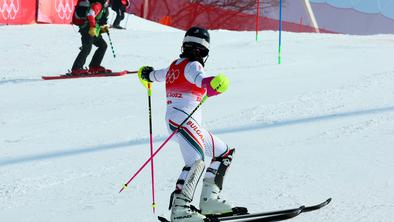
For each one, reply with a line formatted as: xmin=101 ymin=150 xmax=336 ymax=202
xmin=0 ymin=78 xmax=41 ymax=85
xmin=2 ymin=71 xmax=394 ymax=166
xmin=0 ymin=161 xmax=122 ymax=212
xmin=206 ymin=70 xmax=394 ymax=139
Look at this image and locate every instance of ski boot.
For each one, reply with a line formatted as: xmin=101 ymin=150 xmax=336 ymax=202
xmin=169 ymin=160 xmax=210 ymax=222
xmin=88 ymin=66 xmax=112 ymax=74
xmin=199 ymin=149 xmax=248 ymax=216
xmin=70 ymin=68 xmax=90 ymax=76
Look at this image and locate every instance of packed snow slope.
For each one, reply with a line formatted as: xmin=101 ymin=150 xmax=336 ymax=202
xmin=1 ymin=15 xmax=394 ymax=222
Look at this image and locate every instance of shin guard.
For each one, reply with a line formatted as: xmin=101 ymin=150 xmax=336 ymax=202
xmin=205 ymin=148 xmax=235 ymax=189
xmin=169 ymin=160 xmax=205 ymax=210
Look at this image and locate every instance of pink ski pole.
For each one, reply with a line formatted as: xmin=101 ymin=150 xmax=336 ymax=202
xmin=119 ymin=95 xmax=208 ymax=193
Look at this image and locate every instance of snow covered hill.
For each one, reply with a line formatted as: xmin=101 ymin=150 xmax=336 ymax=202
xmin=1 ymin=15 xmax=394 ymax=222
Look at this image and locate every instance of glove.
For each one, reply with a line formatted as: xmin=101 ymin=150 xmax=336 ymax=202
xmin=201 ymin=74 xmax=230 ymax=97
xmin=138 ymin=66 xmax=154 ymax=89
xmin=88 ymin=27 xmax=97 ymax=37
xmin=100 ymin=25 xmax=109 ymax=33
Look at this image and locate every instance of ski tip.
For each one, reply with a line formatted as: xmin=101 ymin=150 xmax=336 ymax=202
xmin=320 ymin=198 xmax=332 ymax=207
xmin=158 ymin=216 xmax=170 ymax=222
xmin=302 ymin=197 xmax=332 ymax=213
xmin=323 ymin=198 xmax=332 ymax=207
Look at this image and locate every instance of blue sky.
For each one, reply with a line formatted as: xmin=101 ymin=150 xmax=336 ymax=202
xmin=310 ymin=0 xmax=394 ymax=19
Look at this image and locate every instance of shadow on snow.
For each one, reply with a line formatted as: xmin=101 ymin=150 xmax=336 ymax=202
xmin=1 ymin=106 xmax=394 ymax=167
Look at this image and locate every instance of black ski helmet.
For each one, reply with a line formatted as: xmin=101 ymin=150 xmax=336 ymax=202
xmin=90 ymin=0 xmax=107 ymax=5
xmin=182 ymin=26 xmax=210 ymax=58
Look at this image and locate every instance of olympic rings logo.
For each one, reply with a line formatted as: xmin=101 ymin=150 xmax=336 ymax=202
xmin=0 ymin=0 xmax=20 ymax=20
xmin=167 ymin=69 xmax=180 ymax=83
xmin=55 ymin=0 xmax=74 ymax=20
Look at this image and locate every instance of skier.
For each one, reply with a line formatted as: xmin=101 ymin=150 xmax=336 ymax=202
xmin=70 ymin=0 xmax=112 ymax=75
xmin=110 ymin=0 xmax=130 ymax=29
xmin=138 ymin=27 xmax=247 ymax=222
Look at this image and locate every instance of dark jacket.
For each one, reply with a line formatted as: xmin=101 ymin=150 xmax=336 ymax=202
xmin=111 ymin=0 xmax=129 ymax=11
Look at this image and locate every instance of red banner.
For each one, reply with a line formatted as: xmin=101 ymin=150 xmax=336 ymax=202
xmin=37 ymin=0 xmax=78 ymax=24
xmin=0 ymin=0 xmax=36 ymax=25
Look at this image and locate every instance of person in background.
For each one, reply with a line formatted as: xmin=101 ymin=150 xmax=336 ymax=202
xmin=111 ymin=0 xmax=130 ymax=29
xmin=71 ymin=0 xmax=112 ymax=75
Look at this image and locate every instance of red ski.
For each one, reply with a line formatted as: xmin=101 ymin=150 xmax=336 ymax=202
xmin=42 ymin=70 xmax=137 ymax=80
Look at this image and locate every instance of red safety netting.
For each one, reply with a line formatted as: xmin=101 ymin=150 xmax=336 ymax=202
xmin=127 ymin=0 xmax=330 ymax=33
xmin=2 ymin=0 xmax=394 ymax=35
xmin=127 ymin=0 xmax=394 ymax=34
xmin=310 ymin=2 xmax=394 ymax=35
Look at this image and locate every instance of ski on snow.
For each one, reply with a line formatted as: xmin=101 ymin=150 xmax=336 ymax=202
xmin=158 ymin=198 xmax=331 ymax=222
xmin=41 ymin=70 xmax=137 ymax=80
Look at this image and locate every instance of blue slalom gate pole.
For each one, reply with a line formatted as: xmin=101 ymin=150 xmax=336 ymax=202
xmin=278 ymin=0 xmax=283 ymax=64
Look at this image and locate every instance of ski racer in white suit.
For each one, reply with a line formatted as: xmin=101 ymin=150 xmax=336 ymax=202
xmin=138 ymin=27 xmax=247 ymax=222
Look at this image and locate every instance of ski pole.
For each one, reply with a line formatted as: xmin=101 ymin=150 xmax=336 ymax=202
xmin=119 ymin=95 xmax=208 ymax=193
xmin=147 ymin=82 xmax=157 ymax=213
xmin=106 ymin=32 xmax=116 ymax=58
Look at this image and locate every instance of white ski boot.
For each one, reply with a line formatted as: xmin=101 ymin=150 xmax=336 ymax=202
xmin=199 ymin=149 xmax=247 ymax=216
xmin=199 ymin=179 xmax=233 ymax=215
xmin=170 ymin=192 xmax=208 ymax=222
xmin=170 ymin=160 xmax=209 ymax=222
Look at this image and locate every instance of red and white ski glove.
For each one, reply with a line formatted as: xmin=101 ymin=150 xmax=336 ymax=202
xmin=201 ymin=74 xmax=230 ymax=97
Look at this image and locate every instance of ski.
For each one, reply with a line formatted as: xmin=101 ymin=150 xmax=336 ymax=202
xmin=158 ymin=209 xmax=300 ymax=222
xmin=301 ymin=197 xmax=331 ymax=213
xmin=41 ymin=70 xmax=137 ymax=80
xmin=216 ymin=198 xmax=331 ymax=221
xmin=158 ymin=198 xmax=331 ymax=222
xmin=216 ymin=207 xmax=302 ymax=222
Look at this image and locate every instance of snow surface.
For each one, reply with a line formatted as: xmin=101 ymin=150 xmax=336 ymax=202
xmin=1 ymin=14 xmax=394 ymax=222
